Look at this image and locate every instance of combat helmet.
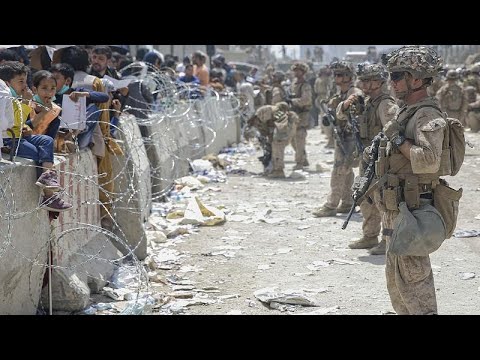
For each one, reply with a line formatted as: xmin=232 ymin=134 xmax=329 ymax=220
xmin=290 ymin=62 xmax=309 ymax=74
xmin=330 ymin=61 xmax=356 ymax=77
xmin=256 ymin=105 xmax=274 ymax=123
xmin=357 ymin=62 xmax=389 ymax=81
xmin=272 ymin=70 xmax=286 ymax=82
xmin=385 ymin=45 xmax=442 ymax=79
xmin=470 ymin=63 xmax=480 ymax=74
xmin=274 ymin=102 xmax=290 ymax=113
xmin=446 ymin=69 xmax=459 ymax=80
xmin=464 ymin=86 xmax=477 ymax=102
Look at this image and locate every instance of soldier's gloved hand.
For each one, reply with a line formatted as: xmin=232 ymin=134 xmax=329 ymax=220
xmin=351 ymin=176 xmax=363 ymax=194
xmin=362 ymin=145 xmax=371 ymax=163
xmin=383 ymin=120 xmax=401 ymax=142
xmin=322 ymin=115 xmax=330 ymax=127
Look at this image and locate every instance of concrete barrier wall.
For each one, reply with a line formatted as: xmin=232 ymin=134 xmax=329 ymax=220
xmin=53 ymin=150 xmax=101 ymax=263
xmin=0 ymin=157 xmax=50 ymax=314
xmin=112 ymin=114 xmax=152 ymax=260
xmin=0 ymin=96 xmax=239 ymax=314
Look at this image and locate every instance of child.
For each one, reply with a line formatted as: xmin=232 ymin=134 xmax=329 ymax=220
xmin=50 ymin=63 xmax=110 ymax=150
xmin=27 ymin=70 xmax=61 ymax=140
xmin=0 ymin=78 xmax=14 ymax=150
xmin=0 ymin=61 xmax=72 ymax=212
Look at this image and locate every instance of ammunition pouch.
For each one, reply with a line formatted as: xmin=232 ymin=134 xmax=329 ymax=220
xmin=359 ymin=121 xmax=368 ymax=139
xmin=383 ymin=174 xmax=400 ymax=211
xmin=433 ymin=180 xmax=463 ymax=238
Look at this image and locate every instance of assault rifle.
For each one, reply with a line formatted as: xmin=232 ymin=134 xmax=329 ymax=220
xmin=348 ymin=111 xmax=365 ymax=155
xmin=318 ymin=100 xmax=348 ymax=156
xmin=348 ymin=97 xmax=365 ymax=156
xmin=342 ymin=132 xmax=386 ymax=230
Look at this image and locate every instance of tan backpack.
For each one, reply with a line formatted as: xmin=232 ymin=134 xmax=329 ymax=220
xmin=413 ymin=104 xmax=466 ymax=176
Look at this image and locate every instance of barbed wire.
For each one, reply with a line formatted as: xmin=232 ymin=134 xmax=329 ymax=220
xmin=0 ymin=63 xmax=246 ymax=315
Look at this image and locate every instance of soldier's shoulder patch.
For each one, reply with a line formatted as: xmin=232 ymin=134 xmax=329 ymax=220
xmin=420 ymin=118 xmax=447 ymax=132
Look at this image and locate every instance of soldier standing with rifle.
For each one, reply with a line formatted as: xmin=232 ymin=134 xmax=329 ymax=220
xmin=347 ymin=63 xmax=399 ymax=255
xmin=313 ymin=61 xmax=363 ymax=217
xmin=287 ymin=62 xmax=312 ymax=170
xmin=373 ymin=46 xmax=462 ymax=314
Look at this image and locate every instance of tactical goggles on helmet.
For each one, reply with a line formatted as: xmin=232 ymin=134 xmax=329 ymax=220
xmin=390 ymin=71 xmax=407 ymax=82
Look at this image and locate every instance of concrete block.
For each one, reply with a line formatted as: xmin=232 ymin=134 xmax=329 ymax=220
xmin=111 ymin=114 xmax=151 ymax=260
xmin=40 ymin=268 xmax=90 ymax=312
xmin=0 ymin=156 xmax=50 ymax=315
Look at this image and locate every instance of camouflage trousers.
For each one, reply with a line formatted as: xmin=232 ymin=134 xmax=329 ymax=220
xmin=325 ymin=138 xmax=356 ymax=209
xmin=359 ymin=160 xmax=383 ymax=238
xmin=271 ymin=139 xmax=289 ymax=171
xmin=290 ymin=112 xmax=309 ymax=165
xmin=322 ymin=124 xmax=334 ymax=146
xmin=466 ymin=111 xmax=480 ymax=133
xmin=383 ymin=209 xmax=438 ymax=315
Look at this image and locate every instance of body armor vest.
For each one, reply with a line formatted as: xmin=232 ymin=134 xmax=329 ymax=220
xmin=362 ymin=94 xmax=395 ymax=143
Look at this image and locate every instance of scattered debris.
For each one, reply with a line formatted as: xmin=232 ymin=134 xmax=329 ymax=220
xmin=277 ymin=247 xmax=293 ymax=254
xmin=381 ymin=310 xmax=396 ymax=315
xmin=299 ymin=306 xmax=340 ymax=315
xmin=203 ymin=250 xmax=236 ymax=258
xmin=226 ymin=310 xmax=242 ymax=315
xmin=460 ymin=272 xmax=476 ymax=280
xmin=254 ymin=287 xmax=319 ymax=307
xmin=257 ymin=264 xmax=271 ymax=270
xmin=297 ymin=225 xmax=311 ymax=230
xmin=217 ymin=294 xmax=240 ymax=300
xmin=453 ymin=229 xmax=480 ymax=238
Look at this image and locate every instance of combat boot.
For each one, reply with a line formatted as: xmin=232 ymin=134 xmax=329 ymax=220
xmin=293 ymin=163 xmax=304 ymax=170
xmin=312 ymin=205 xmax=337 ymax=217
xmin=303 ymin=159 xmax=309 ymax=167
xmin=368 ymin=239 xmax=386 ymax=255
xmin=348 ymin=236 xmax=379 ymax=249
xmin=337 ymin=203 xmax=354 ymax=214
xmin=267 ymin=169 xmax=286 ymax=179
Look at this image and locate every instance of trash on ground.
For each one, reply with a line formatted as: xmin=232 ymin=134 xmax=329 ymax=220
xmin=203 ymin=250 xmax=236 ymax=258
xmin=453 ymin=229 xmax=480 ymax=238
xmin=217 ymin=294 xmax=240 ymax=300
xmin=254 ymin=287 xmax=319 ymax=307
xmin=226 ymin=310 xmax=242 ymax=315
xmin=257 ymin=264 xmax=271 ymax=270
xmin=297 ymin=225 xmax=311 ymax=230
xmin=298 ymin=306 xmax=340 ymax=315
xmin=460 ymin=272 xmax=475 ymax=280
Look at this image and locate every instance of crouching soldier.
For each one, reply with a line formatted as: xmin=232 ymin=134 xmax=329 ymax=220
xmin=247 ymin=102 xmax=299 ymax=178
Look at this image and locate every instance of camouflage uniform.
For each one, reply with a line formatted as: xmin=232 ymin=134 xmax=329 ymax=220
xmin=254 ymin=103 xmax=298 ymax=178
xmin=288 ymin=62 xmax=313 ymax=169
xmin=315 ymin=68 xmax=333 ymax=145
xmin=348 ymin=64 xmax=399 ymax=253
xmin=427 ymin=75 xmax=444 ymax=97
xmin=465 ymin=85 xmax=480 ymax=132
xmin=436 ymin=70 xmax=468 ymax=126
xmin=270 ymin=71 xmax=287 ymax=105
xmin=463 ymin=64 xmax=480 ymax=93
xmin=313 ymin=61 xmax=363 ymax=216
xmin=379 ymin=46 xmax=447 ymax=314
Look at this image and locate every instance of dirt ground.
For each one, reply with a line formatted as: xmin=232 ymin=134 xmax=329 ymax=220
xmin=149 ymin=126 xmax=480 ymax=315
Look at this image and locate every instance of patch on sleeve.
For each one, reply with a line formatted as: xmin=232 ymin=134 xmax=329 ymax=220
xmin=420 ymin=118 xmax=446 ymax=132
